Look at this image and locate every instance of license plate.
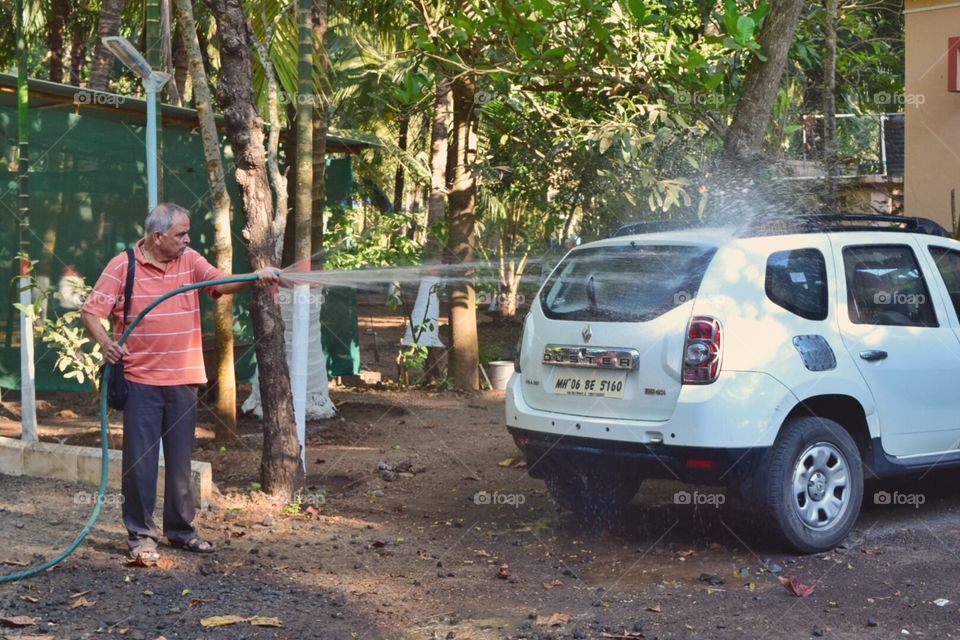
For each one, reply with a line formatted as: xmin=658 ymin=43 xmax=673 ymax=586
xmin=550 ymin=370 xmax=626 ymax=398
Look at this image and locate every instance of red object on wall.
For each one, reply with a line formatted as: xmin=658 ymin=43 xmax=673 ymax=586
xmin=949 ymin=37 xmax=960 ymax=92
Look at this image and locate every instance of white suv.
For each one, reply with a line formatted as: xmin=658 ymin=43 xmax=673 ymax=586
xmin=506 ymin=215 xmax=960 ymax=553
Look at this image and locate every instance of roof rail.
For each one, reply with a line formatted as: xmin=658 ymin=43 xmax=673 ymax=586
xmin=611 ymin=219 xmax=697 ymax=237
xmin=612 ymin=214 xmax=951 ymax=239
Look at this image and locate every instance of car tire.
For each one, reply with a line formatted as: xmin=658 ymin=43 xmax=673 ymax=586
xmin=761 ymin=416 xmax=864 ymax=554
xmin=545 ymin=467 xmax=640 ymax=528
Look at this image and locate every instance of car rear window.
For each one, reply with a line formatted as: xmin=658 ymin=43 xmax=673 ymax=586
xmin=539 ymin=244 xmax=717 ymax=322
xmin=765 ymin=248 xmax=828 ymax=320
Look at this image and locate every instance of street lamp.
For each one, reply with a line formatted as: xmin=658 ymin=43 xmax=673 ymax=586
xmin=102 ymin=36 xmax=171 ymax=209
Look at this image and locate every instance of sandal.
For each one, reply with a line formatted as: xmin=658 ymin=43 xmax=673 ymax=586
xmin=171 ymin=537 xmax=216 ymax=554
xmin=129 ymin=546 xmax=161 ymax=562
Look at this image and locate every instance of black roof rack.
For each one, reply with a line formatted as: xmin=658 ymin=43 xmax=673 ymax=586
xmin=612 ymin=214 xmax=952 ymax=239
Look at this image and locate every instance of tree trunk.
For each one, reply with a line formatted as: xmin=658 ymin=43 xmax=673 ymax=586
xmin=202 ymin=0 xmax=302 ymax=498
xmin=294 ymin=0 xmax=313 ymax=268
xmin=822 ymin=0 xmax=838 ymax=210
xmin=722 ymin=0 xmax=805 ymax=164
xmin=161 ymin=0 xmax=181 ymax=104
xmin=281 ymin=103 xmax=298 ymax=268
xmin=89 ymin=0 xmax=127 ymax=91
xmin=423 ymin=79 xmax=451 ymax=381
xmin=174 ymin=0 xmax=237 ymax=443
xmin=47 ymin=0 xmax=68 ymax=83
xmin=69 ymin=19 xmax=86 ymax=86
xmin=446 ymin=75 xmax=479 ymax=390
xmin=394 ymin=113 xmax=409 ymax=216
xmin=423 ymin=81 xmax=452 ymax=378
xmin=250 ymin=13 xmax=289 ymax=263
xmin=310 ymin=0 xmax=328 ymax=270
xmin=172 ymin=17 xmax=190 ymax=104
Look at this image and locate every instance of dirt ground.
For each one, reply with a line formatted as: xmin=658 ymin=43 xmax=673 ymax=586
xmin=2 ymin=311 xmax=960 ymax=639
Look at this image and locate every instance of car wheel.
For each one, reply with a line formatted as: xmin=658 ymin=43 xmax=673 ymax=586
xmin=762 ymin=416 xmax=863 ymax=554
xmin=545 ymin=467 xmax=640 ymax=528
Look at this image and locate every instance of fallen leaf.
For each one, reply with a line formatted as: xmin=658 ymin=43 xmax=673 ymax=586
xmin=779 ymin=575 xmax=816 ymax=597
xmin=536 ymin=612 xmax=572 ymax=626
xmin=126 ymin=556 xmax=156 ymax=568
xmin=515 ymin=460 xmax=528 ymax=469
xmin=0 ymin=560 xmax=29 ymax=567
xmin=498 ymin=457 xmax=515 ymax=467
xmin=0 ymin=616 xmax=35 ymax=627
xmin=646 ymin=605 xmax=662 ymax=613
xmin=497 ymin=563 xmax=511 ymax=579
xmin=248 ymin=616 xmax=283 ymax=627
xmin=475 ymin=549 xmax=492 ymax=558
xmin=200 ymin=615 xmax=248 ymax=628
xmin=862 ymin=547 xmax=883 ymax=556
xmin=19 ymin=596 xmax=39 ymax=603
xmin=69 ymin=590 xmax=91 ymax=599
xmin=69 ymin=597 xmax=96 ymax=609
xmin=542 ymin=580 xmax=562 ymax=590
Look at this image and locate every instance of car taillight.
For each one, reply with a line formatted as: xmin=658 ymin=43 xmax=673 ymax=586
xmin=683 ymin=316 xmax=721 ymax=384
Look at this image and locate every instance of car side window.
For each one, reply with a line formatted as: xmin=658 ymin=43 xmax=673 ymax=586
xmin=765 ymin=248 xmax=828 ymax=320
xmin=843 ymin=245 xmax=938 ymax=327
xmin=928 ymin=246 xmax=960 ymax=319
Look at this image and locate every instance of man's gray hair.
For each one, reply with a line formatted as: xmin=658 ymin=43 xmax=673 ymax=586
xmin=145 ymin=203 xmax=191 ymax=235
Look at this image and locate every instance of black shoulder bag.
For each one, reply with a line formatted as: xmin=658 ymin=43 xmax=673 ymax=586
xmin=103 ymin=248 xmax=135 ymax=410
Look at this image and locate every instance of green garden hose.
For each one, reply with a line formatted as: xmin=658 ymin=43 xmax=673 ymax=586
xmin=0 ymin=273 xmax=260 ymax=583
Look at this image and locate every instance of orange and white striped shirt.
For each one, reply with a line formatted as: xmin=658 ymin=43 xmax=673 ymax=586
xmin=83 ymin=240 xmax=228 ymax=386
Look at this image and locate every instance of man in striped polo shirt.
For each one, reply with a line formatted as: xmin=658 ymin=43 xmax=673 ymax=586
xmin=81 ymin=203 xmax=279 ymax=561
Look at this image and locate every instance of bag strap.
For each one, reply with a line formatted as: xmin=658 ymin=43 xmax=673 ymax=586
xmin=122 ymin=248 xmax=135 ymax=325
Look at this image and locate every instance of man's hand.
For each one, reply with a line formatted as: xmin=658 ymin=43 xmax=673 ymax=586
xmin=256 ymin=267 xmax=281 ymax=285
xmin=102 ymin=339 xmax=130 ymax=365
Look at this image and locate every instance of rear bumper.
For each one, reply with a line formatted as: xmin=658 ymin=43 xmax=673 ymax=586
xmin=507 ymin=426 xmax=768 ymax=485
xmin=506 ymin=369 xmax=795 ymax=449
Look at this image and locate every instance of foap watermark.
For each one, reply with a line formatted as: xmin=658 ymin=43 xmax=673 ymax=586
xmin=278 ymin=288 xmax=327 ymax=306
xmin=874 ymin=490 xmax=925 ymax=509
xmin=873 ymin=291 xmax=925 ymax=305
xmin=674 ymin=490 xmax=725 ymax=508
xmin=676 ymin=90 xmax=725 ymax=107
xmin=277 ymin=92 xmax=322 ymax=107
xmin=477 ymin=291 xmax=526 ymax=307
xmin=473 ymin=490 xmax=526 ymax=508
xmin=872 ymin=91 xmax=925 ymax=107
xmin=74 ymin=91 xmax=125 ymax=108
xmin=74 ymin=491 xmax=124 ymax=506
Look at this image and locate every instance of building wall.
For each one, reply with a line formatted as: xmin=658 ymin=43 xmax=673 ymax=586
xmin=904 ymin=0 xmax=960 ymax=231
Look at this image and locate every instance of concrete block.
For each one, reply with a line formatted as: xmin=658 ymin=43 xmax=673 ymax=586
xmin=22 ymin=442 xmax=79 ymax=483
xmin=75 ymin=446 xmax=123 ymax=493
xmin=0 ymin=436 xmax=27 ymax=476
xmin=75 ymin=446 xmax=211 ymax=509
xmin=7 ymin=439 xmax=212 ymax=510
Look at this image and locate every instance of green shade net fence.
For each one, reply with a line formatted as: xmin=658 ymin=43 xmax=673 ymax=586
xmin=0 ymin=84 xmax=356 ymax=391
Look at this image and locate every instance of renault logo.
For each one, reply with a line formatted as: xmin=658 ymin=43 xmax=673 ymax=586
xmin=582 ymin=324 xmax=592 ymax=343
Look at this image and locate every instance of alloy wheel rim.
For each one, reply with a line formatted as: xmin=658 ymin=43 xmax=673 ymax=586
xmin=790 ymin=441 xmax=850 ymax=530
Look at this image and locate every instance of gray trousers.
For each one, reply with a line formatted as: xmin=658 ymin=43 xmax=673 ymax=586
xmin=122 ymin=381 xmax=198 ymax=548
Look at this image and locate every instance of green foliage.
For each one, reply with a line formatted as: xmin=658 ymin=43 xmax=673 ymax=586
xmin=324 ymin=207 xmax=423 ymax=270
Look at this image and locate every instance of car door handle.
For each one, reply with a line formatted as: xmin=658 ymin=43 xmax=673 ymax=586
xmin=859 ymin=350 xmax=888 ymax=361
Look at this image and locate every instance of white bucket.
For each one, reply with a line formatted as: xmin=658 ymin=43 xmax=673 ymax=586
xmin=488 ymin=361 xmax=515 ymax=390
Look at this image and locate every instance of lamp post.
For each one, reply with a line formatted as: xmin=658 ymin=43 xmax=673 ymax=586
xmin=102 ymin=36 xmax=170 ymax=209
